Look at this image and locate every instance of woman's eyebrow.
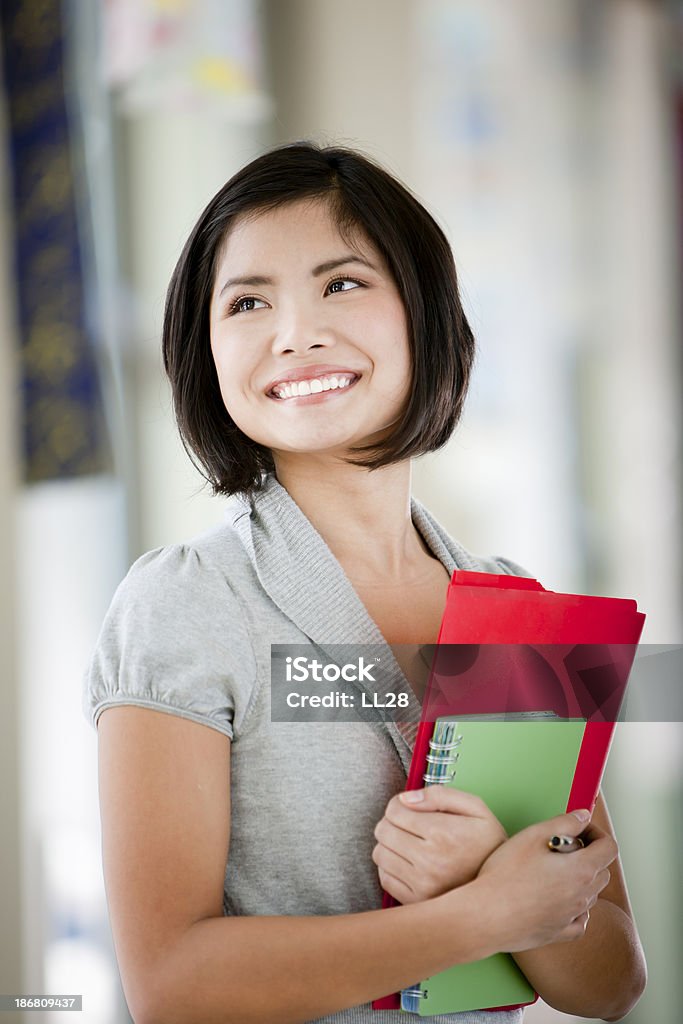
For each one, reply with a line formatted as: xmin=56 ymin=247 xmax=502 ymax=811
xmin=218 ymin=254 xmax=378 ymax=298
xmin=311 ymin=254 xmax=378 ymax=277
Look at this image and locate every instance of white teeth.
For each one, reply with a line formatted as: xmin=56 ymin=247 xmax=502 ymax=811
xmin=271 ymin=373 xmax=356 ymax=399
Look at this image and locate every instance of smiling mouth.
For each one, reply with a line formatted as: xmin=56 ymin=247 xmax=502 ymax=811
xmin=268 ymin=373 xmax=361 ymax=401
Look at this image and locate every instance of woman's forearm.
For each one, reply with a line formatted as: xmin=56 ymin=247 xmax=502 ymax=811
xmin=133 ymin=810 xmax=629 ymax=1024
xmin=512 ymin=899 xmax=647 ymax=1021
xmin=143 ymin=885 xmax=490 ymax=1024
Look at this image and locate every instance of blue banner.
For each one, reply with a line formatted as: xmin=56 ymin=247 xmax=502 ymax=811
xmin=0 ymin=0 xmax=112 ymax=481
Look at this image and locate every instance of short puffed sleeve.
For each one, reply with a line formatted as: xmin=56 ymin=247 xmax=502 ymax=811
xmin=82 ymin=544 xmax=257 ymax=739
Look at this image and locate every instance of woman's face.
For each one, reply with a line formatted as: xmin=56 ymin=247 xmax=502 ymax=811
xmin=209 ymin=197 xmax=412 ymax=463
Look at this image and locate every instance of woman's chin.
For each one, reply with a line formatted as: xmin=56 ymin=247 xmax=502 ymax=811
xmin=269 ymin=437 xmax=374 ymax=461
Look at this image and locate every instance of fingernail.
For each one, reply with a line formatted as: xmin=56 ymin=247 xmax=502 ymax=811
xmin=400 ymin=789 xmax=425 ymax=804
xmin=572 ymin=808 xmax=591 ymax=823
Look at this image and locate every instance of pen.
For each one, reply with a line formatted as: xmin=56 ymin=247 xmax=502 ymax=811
xmin=548 ymin=834 xmax=585 ymax=853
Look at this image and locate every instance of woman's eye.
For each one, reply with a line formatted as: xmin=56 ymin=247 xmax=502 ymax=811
xmin=327 ymin=277 xmax=363 ymax=294
xmin=229 ymin=296 xmax=267 ymax=315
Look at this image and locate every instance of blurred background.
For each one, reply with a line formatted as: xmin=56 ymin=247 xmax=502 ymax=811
xmin=0 ymin=0 xmax=681 ymax=1021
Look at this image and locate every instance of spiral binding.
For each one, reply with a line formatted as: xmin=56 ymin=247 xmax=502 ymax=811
xmin=422 ymin=720 xmax=462 ymax=784
xmin=400 ymin=720 xmax=463 ymax=1013
xmin=401 ymin=986 xmax=429 ymax=1013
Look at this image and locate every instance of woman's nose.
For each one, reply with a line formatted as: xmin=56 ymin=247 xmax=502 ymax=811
xmin=271 ymin=308 xmax=335 ymax=356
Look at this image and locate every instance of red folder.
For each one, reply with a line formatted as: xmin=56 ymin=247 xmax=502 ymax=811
xmin=373 ymin=571 xmax=645 ymax=1012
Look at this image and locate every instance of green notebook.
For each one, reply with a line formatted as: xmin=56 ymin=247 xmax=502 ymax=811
xmin=401 ymin=713 xmax=588 ymax=1016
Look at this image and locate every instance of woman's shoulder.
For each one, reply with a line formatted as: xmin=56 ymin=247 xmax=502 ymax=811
xmin=93 ymin=516 xmax=259 ymax=687
xmin=117 ymin=515 xmax=255 ymax=606
xmin=83 ymin=517 xmax=258 ymax=739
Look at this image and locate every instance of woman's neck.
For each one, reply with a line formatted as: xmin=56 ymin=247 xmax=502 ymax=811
xmin=272 ymin=454 xmax=437 ymax=584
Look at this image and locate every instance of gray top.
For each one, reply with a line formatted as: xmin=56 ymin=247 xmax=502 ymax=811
xmin=83 ymin=472 xmax=529 ymax=1023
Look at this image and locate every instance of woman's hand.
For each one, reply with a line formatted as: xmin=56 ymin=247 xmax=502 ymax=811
xmin=473 ymin=810 xmax=618 ymax=953
xmin=372 ymin=786 xmax=507 ymax=904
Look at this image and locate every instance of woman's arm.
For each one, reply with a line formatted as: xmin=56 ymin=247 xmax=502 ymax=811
xmin=97 ymin=706 xmax=488 ymax=1024
xmin=98 ymin=707 xmax=616 ymax=1024
xmin=374 ymin=787 xmax=646 ymax=1021
xmin=510 ymin=792 xmax=647 ymax=1021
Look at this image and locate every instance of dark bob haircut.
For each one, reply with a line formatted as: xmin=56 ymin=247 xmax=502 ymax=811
xmin=162 ymin=140 xmax=476 ymax=497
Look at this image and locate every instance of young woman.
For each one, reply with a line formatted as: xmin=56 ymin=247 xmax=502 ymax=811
xmin=84 ymin=142 xmax=646 ymax=1024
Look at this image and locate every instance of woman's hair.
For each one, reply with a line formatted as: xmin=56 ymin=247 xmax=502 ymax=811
xmin=162 ymin=140 xmax=476 ymax=497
